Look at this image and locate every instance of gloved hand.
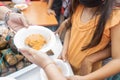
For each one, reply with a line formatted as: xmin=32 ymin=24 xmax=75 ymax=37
xmin=6 ymin=12 xmax=29 ymax=32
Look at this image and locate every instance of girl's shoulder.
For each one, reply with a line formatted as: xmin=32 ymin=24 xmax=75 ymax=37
xmin=105 ymin=9 xmax=120 ymax=29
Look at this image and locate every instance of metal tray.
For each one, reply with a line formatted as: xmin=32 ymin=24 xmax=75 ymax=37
xmin=6 ymin=35 xmax=62 ymax=80
xmin=7 ymin=64 xmax=41 ymax=80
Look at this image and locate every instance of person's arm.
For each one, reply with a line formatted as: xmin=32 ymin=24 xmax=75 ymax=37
xmin=85 ymin=47 xmax=111 ymax=64
xmin=80 ymin=46 xmax=111 ymax=76
xmin=79 ymin=24 xmax=120 ymax=80
xmin=19 ymin=48 xmax=67 ymax=80
xmin=47 ymin=0 xmax=54 ymax=9
xmin=47 ymin=0 xmax=56 ymax=15
xmin=55 ymin=18 xmax=70 ymax=36
xmin=58 ymin=27 xmax=71 ymax=61
xmin=0 ymin=6 xmax=28 ymax=31
xmin=0 ymin=6 xmax=11 ymax=20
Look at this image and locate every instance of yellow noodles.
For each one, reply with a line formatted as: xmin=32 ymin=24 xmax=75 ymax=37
xmin=25 ymin=34 xmax=46 ymax=50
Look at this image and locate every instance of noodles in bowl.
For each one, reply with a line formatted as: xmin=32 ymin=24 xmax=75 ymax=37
xmin=25 ymin=34 xmax=46 ymax=50
xmin=14 ymin=26 xmax=56 ymax=53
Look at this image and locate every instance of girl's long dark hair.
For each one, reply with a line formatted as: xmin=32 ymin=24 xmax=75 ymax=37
xmin=68 ymin=0 xmax=115 ymax=50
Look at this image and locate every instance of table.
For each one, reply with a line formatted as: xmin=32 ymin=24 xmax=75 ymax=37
xmin=23 ymin=1 xmax=58 ymax=26
xmin=3 ymin=1 xmax=58 ymax=26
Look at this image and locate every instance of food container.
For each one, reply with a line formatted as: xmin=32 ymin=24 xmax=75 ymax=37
xmin=14 ymin=4 xmax=28 ymax=10
xmin=12 ymin=0 xmax=26 ymax=4
xmin=7 ymin=64 xmax=41 ymax=80
xmin=40 ymin=59 xmax=74 ymax=80
xmin=14 ymin=26 xmax=56 ymax=53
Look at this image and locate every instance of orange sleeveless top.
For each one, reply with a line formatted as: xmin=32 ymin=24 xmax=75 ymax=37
xmin=67 ymin=5 xmax=120 ymax=75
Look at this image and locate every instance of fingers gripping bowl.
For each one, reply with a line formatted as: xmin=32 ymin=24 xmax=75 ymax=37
xmin=14 ymin=26 xmax=56 ymax=53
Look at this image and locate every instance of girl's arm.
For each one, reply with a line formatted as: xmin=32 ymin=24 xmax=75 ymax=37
xmin=82 ymin=24 xmax=120 ymax=80
xmin=80 ymin=46 xmax=111 ymax=76
xmin=85 ymin=46 xmax=111 ymax=64
xmin=55 ymin=18 xmax=70 ymax=36
xmin=47 ymin=0 xmax=56 ymax=15
xmin=47 ymin=0 xmax=54 ymax=9
xmin=58 ymin=28 xmax=71 ymax=61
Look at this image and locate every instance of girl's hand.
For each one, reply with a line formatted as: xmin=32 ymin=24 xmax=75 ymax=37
xmin=7 ymin=13 xmax=29 ymax=31
xmin=19 ymin=48 xmax=52 ymax=68
xmin=58 ymin=49 xmax=68 ymax=61
xmin=79 ymin=57 xmax=92 ymax=75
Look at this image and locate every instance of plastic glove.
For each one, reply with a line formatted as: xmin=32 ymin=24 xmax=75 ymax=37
xmin=7 ymin=13 xmax=29 ymax=32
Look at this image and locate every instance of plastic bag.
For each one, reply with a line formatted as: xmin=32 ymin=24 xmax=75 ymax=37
xmin=0 ymin=35 xmax=8 ymax=50
xmin=1 ymin=49 xmax=18 ymax=66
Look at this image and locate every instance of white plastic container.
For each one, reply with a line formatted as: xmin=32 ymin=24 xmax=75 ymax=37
xmin=12 ymin=0 xmax=26 ymax=4
xmin=14 ymin=26 xmax=56 ymax=53
xmin=14 ymin=4 xmax=28 ymax=10
xmin=7 ymin=64 xmax=41 ymax=80
xmin=40 ymin=59 xmax=74 ymax=80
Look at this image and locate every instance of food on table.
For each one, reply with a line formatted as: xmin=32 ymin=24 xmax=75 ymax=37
xmin=0 ymin=27 xmax=9 ymax=38
xmin=0 ymin=40 xmax=7 ymax=50
xmin=1 ymin=49 xmax=17 ymax=66
xmin=7 ymin=67 xmax=16 ymax=75
xmin=8 ymin=37 xmax=19 ymax=54
xmin=0 ymin=30 xmax=32 ymax=76
xmin=15 ymin=54 xmax=24 ymax=62
xmin=0 ymin=36 xmax=8 ymax=50
xmin=5 ymin=53 xmax=18 ymax=66
xmin=0 ymin=61 xmax=8 ymax=73
xmin=24 ymin=58 xmax=32 ymax=66
xmin=25 ymin=34 xmax=46 ymax=50
xmin=16 ymin=61 xmax=25 ymax=70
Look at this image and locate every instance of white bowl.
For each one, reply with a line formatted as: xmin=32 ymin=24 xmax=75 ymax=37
xmin=40 ymin=59 xmax=74 ymax=80
xmin=12 ymin=0 xmax=26 ymax=4
xmin=14 ymin=4 xmax=28 ymax=10
xmin=14 ymin=26 xmax=56 ymax=53
xmin=0 ymin=77 xmax=16 ymax=80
